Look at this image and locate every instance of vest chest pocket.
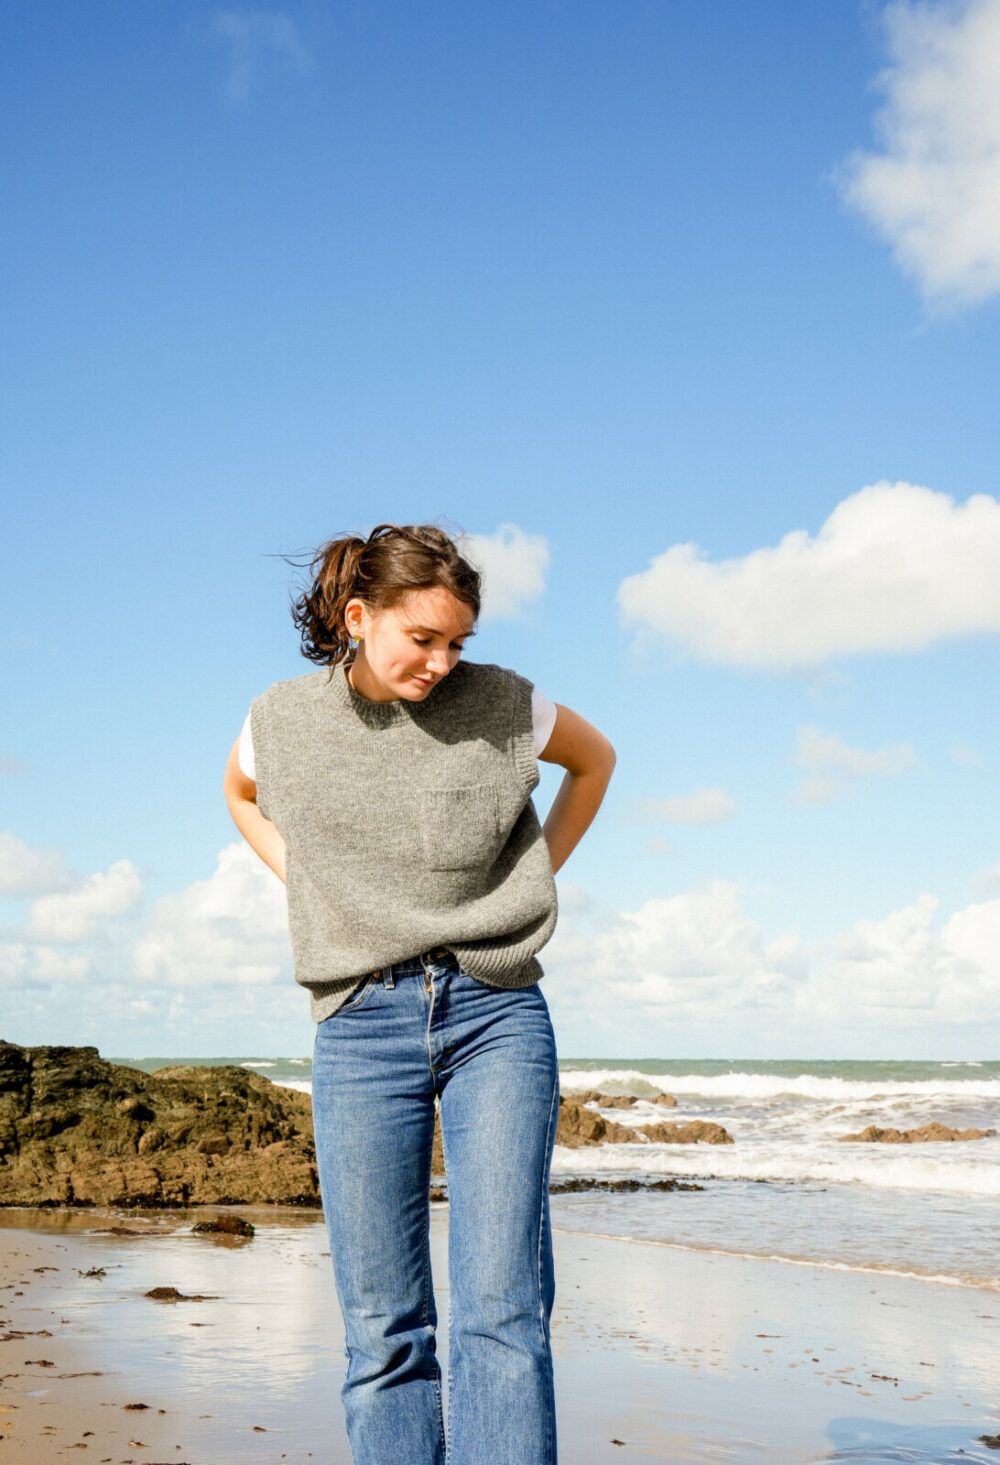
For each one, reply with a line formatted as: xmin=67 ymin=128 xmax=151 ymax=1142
xmin=419 ymin=783 xmax=503 ymax=871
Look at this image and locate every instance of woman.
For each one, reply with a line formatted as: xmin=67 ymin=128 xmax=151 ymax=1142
xmin=224 ymin=523 xmax=615 ymax=1465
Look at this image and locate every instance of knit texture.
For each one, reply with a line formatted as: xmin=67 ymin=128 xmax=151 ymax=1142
xmin=251 ymin=660 xmax=558 ymax=1022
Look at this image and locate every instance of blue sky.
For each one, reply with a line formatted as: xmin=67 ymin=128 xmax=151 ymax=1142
xmin=3 ymin=0 xmax=1000 ymax=1059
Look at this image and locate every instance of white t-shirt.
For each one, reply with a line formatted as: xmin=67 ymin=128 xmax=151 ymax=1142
xmin=238 ymin=685 xmax=558 ymax=781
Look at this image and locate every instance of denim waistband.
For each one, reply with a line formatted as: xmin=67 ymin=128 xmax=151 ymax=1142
xmin=370 ymin=947 xmax=455 ymax=980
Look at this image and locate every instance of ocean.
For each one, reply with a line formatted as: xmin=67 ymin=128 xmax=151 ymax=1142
xmin=113 ymin=1056 xmax=1000 ymax=1294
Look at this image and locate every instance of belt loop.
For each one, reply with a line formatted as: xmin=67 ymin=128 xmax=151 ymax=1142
xmin=382 ymin=966 xmax=395 ymax=989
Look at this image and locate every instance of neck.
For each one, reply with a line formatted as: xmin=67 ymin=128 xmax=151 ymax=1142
xmin=347 ymin=656 xmax=398 ymax=703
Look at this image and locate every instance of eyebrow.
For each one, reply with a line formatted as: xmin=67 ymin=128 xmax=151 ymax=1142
xmin=406 ymin=623 xmax=476 ymax=639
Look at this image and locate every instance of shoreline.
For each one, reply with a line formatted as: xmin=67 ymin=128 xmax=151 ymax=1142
xmin=552 ymin=1224 xmax=1000 ymax=1293
xmin=2 ymin=1207 xmax=999 ymax=1464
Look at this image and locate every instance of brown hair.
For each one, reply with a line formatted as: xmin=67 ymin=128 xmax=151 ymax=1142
xmin=290 ymin=523 xmax=482 ymax=667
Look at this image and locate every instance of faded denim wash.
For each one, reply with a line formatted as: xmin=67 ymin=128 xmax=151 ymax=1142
xmin=311 ymin=948 xmax=559 ymax=1465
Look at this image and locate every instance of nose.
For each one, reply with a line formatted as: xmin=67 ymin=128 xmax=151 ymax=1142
xmin=426 ymin=647 xmax=451 ymax=675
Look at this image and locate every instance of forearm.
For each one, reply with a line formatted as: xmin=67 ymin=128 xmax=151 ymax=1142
xmin=542 ymin=760 xmax=614 ymax=875
xmin=227 ymin=794 xmax=287 ymax=883
xmin=225 ymin=796 xmax=285 ymax=884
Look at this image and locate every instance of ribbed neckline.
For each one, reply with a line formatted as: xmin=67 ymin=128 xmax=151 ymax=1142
xmin=325 ymin=661 xmax=420 ymax=728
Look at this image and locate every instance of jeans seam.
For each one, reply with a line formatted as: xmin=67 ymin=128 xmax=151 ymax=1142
xmin=420 ymin=1112 xmax=446 ymax=1457
xmin=423 ymin=959 xmax=439 ymax=1086
xmin=536 ymin=1069 xmax=559 ymax=1465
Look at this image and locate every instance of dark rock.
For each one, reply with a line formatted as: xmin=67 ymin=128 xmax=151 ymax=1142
xmin=143 ymin=1286 xmax=213 ymax=1302
xmin=650 ymin=1092 xmax=678 ymax=1108
xmin=0 ymin=1041 xmax=319 ymax=1207
xmin=839 ymin=1122 xmax=996 ymax=1144
xmin=192 ymin=1215 xmax=254 ymax=1238
xmin=548 ymin=1176 xmax=703 ymax=1193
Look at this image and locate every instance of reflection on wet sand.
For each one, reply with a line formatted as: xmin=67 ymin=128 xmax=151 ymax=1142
xmin=1 ymin=1207 xmax=998 ymax=1463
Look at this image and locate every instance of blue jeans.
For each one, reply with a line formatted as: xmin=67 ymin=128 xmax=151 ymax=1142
xmin=311 ymin=949 xmax=559 ymax=1465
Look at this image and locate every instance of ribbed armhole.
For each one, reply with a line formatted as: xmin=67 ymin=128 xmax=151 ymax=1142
xmin=511 ymin=671 xmax=539 ymax=794
xmin=249 ymin=697 xmax=272 ymax=821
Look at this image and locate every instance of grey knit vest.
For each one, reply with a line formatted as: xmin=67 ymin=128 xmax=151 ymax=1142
xmin=251 ymin=660 xmax=558 ymax=1022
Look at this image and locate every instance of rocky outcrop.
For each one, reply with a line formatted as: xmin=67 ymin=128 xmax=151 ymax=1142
xmin=574 ymin=1089 xmax=677 ymax=1109
xmin=638 ymin=1119 xmax=733 ymax=1145
xmin=839 ymin=1122 xmax=996 ymax=1144
xmin=0 ymin=1042 xmax=726 ymax=1207
xmin=0 ymin=1042 xmax=318 ymax=1207
xmin=555 ymin=1097 xmax=731 ymax=1147
xmin=556 ymin=1098 xmax=639 ymax=1147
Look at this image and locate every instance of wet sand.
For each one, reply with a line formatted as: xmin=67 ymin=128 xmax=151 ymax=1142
xmin=1 ymin=1206 xmax=999 ymax=1464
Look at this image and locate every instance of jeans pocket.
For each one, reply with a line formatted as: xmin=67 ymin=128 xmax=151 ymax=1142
xmin=335 ymin=973 xmax=379 ymax=1014
xmin=419 ymin=784 xmax=502 ymax=871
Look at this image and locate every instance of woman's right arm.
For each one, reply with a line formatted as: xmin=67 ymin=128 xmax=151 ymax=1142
xmin=223 ymin=739 xmax=287 ymax=884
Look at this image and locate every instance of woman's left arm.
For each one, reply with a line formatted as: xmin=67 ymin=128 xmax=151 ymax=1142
xmin=537 ymin=705 xmax=616 ymax=875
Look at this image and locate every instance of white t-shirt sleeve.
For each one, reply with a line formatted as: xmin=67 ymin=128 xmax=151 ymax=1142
xmin=238 ymin=689 xmax=557 ymax=777
xmin=238 ymin=711 xmax=256 ymax=781
xmin=531 ymin=688 xmax=557 ymax=756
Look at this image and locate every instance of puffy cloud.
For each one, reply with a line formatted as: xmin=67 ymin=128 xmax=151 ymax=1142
xmin=0 ymin=832 xmax=75 ymax=897
xmin=638 ymin=788 xmax=737 ymax=825
xmin=29 ymin=860 xmax=142 ymax=942
xmin=618 ymin=483 xmax=1000 ymax=670
xmin=213 ymin=10 xmax=311 ymax=103
xmin=839 ymin=0 xmax=1000 ymax=308
xmin=546 ymin=882 xmax=806 ymax=1021
xmin=461 ymin=524 xmax=550 ymax=620
xmin=823 ymin=893 xmax=1000 ymax=1024
xmin=133 ymin=842 xmax=289 ymax=988
xmin=792 ymin=725 xmax=918 ymax=804
xmin=545 ymin=877 xmax=1000 ymax=1047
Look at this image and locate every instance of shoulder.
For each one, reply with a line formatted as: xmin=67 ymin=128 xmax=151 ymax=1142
xmin=251 ymin=668 xmax=329 ymax=714
xmin=444 ymin=660 xmax=532 ymax=700
xmin=429 ymin=662 xmax=535 ymax=749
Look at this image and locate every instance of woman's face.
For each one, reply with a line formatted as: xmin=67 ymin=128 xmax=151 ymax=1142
xmin=345 ymin=586 xmax=476 ymax=703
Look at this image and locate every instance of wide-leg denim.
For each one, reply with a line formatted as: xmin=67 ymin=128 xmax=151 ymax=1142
xmin=311 ymin=949 xmax=559 ymax=1465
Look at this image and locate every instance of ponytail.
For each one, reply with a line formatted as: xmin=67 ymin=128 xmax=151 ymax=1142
xmin=290 ymin=523 xmax=481 ymax=667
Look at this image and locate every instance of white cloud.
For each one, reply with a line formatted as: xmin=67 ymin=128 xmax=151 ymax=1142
xmin=213 ymin=10 xmax=311 ymax=103
xmin=545 ymin=877 xmax=1000 ymax=1048
xmin=133 ymin=842 xmax=289 ymax=987
xmin=969 ymin=860 xmax=1000 ymax=897
xmin=618 ymin=483 xmax=1000 ymax=670
xmin=462 ymin=524 xmax=550 ymax=620
xmin=839 ymin=0 xmax=1000 ymax=308
xmin=0 ymin=832 xmax=75 ymax=897
xmin=639 ymin=788 xmax=737 ymax=825
xmin=793 ymin=724 xmax=918 ymax=804
xmin=546 ymin=882 xmax=806 ymax=1020
xmin=823 ymin=893 xmax=1000 ymax=1024
xmin=29 ymin=859 xmax=142 ymax=942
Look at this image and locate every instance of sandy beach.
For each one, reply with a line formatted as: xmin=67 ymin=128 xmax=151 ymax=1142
xmin=2 ymin=1206 xmax=998 ymax=1465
